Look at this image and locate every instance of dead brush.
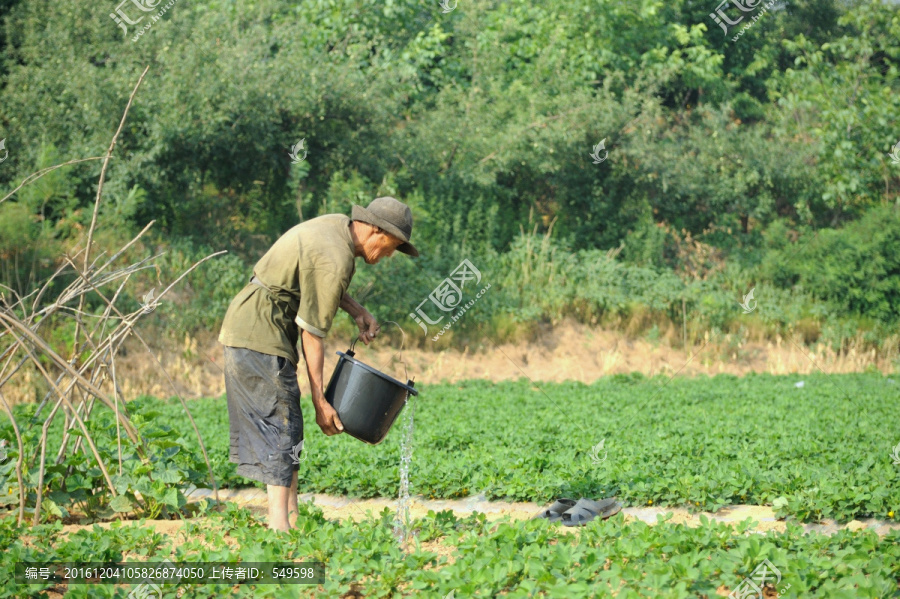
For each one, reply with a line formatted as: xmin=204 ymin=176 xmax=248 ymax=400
xmin=0 ymin=67 xmax=221 ymax=525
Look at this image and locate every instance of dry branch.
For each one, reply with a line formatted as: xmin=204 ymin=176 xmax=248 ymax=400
xmin=0 ymin=157 xmax=106 ymax=205
xmin=0 ymin=65 xmax=224 ymax=526
xmin=84 ymin=65 xmax=151 ymax=272
xmin=0 ymin=390 xmax=26 ymax=525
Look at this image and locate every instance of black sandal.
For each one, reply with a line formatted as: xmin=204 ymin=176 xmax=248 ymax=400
xmin=533 ymin=498 xmax=577 ymax=523
xmin=561 ymin=497 xmax=621 ymax=527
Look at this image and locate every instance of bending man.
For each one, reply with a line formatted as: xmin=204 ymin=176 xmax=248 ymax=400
xmin=218 ymin=197 xmax=418 ymax=530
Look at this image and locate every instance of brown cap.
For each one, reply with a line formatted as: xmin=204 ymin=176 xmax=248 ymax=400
xmin=351 ymin=196 xmax=419 ymax=257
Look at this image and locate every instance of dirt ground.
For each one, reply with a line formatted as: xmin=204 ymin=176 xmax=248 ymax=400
xmin=6 ymin=320 xmax=890 ymax=404
xmin=48 ymin=489 xmax=900 ymax=545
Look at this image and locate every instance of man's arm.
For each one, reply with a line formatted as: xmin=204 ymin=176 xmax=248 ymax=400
xmin=340 ymin=293 xmax=379 ymax=344
xmin=300 ymin=328 xmax=343 ymax=435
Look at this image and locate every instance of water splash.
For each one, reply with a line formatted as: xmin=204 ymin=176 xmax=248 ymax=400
xmin=393 ymin=394 xmax=415 ymax=549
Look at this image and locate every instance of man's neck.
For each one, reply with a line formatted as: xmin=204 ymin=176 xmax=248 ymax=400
xmin=349 ymin=221 xmax=368 ymax=258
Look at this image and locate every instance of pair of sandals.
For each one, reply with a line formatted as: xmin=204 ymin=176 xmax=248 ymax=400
xmin=535 ymin=497 xmax=622 ymax=526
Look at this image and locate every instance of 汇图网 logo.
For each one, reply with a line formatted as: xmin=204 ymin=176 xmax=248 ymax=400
xmin=127 ymin=558 xmax=180 ymax=599
xmin=141 ymin=289 xmax=157 ymax=314
xmin=411 ymin=259 xmax=481 ymax=328
xmin=889 ymin=140 xmax=900 ymax=165
xmin=729 ymin=559 xmax=790 ymax=598
xmin=590 ymin=139 xmax=608 ymax=164
xmin=409 ymin=259 xmax=491 ymax=340
xmin=289 ymin=139 xmax=308 ymax=164
xmin=711 ymin=0 xmax=778 ymax=42
xmin=127 ymin=582 xmax=162 ymax=599
xmin=110 ymin=0 xmax=162 ymax=34
xmin=709 ymin=0 xmax=761 ymax=35
xmin=589 ymin=439 xmax=607 ymax=465
xmin=289 ymin=440 xmax=306 ymax=465
xmin=110 ymin=0 xmax=180 ymax=42
xmin=739 ymin=287 xmax=756 ymax=313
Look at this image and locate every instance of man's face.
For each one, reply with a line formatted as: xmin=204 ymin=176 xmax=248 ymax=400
xmin=364 ymin=229 xmax=405 ymax=264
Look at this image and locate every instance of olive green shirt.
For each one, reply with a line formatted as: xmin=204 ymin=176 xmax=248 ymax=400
xmin=218 ymin=214 xmax=356 ymax=365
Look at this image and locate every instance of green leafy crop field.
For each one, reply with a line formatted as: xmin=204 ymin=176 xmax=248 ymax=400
xmin=2 ymin=502 xmax=899 ymax=598
xmin=3 ymin=501 xmax=900 ymax=598
xmin=135 ymin=373 xmax=900 ymax=522
xmin=2 ymin=373 xmax=899 ymax=597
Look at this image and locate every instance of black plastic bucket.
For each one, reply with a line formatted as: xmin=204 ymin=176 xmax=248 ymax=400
xmin=324 ymin=347 xmax=418 ymax=445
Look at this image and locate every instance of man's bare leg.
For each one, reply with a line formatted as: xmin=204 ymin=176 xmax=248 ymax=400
xmin=267 ymin=470 xmax=299 ymax=531
xmin=287 ymin=470 xmax=299 ymax=526
xmin=267 ymin=483 xmax=291 ymax=531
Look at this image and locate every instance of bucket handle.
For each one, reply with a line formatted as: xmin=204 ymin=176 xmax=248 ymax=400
xmin=346 ymin=321 xmax=411 ymax=385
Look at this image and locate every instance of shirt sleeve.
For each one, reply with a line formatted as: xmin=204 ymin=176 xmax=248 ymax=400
xmin=294 ymin=267 xmax=348 ymax=338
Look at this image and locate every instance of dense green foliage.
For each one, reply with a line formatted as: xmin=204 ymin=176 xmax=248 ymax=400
xmin=0 ymin=395 xmax=212 ymax=521
xmin=2 ymin=501 xmax=899 ymax=597
xmin=1 ymin=0 xmax=899 ymax=348
xmin=4 ymin=373 xmax=897 ymax=523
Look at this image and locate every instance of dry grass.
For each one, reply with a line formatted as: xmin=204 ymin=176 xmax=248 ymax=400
xmin=3 ymin=320 xmax=893 ymax=406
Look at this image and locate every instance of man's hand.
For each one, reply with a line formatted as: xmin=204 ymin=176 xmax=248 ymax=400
xmin=354 ymin=308 xmax=380 ymax=345
xmin=314 ymin=401 xmax=344 ymax=436
xmin=301 ymin=328 xmax=344 ymax=436
xmin=340 ymin=293 xmax=380 ymax=345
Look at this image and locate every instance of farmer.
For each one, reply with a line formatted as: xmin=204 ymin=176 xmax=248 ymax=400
xmin=218 ymin=197 xmax=418 ymax=531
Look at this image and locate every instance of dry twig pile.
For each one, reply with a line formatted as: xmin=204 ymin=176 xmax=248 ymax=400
xmin=0 ymin=67 xmax=220 ymax=525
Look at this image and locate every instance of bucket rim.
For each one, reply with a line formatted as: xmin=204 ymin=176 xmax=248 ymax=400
xmin=335 ymin=351 xmax=419 ymax=396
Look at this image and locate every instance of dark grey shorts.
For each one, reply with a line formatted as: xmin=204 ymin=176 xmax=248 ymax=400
xmin=223 ymin=346 xmax=303 ymax=487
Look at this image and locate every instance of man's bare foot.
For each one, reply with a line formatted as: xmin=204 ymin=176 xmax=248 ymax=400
xmin=268 ymin=520 xmax=292 ymax=532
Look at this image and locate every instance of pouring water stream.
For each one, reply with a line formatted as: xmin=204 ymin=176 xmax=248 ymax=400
xmin=394 ymin=393 xmax=415 ymax=549
xmin=376 ymin=321 xmax=416 ymax=550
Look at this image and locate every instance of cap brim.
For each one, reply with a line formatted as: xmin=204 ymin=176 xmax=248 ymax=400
xmin=352 ymin=205 xmax=419 ymax=258
xmin=397 ymin=242 xmax=419 ymax=257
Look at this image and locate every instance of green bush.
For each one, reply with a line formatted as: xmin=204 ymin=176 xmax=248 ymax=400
xmin=759 ymin=205 xmax=900 ymax=325
xmin=1 ymin=0 xmax=898 ymax=351
xmin=150 ymin=240 xmax=249 ymax=334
